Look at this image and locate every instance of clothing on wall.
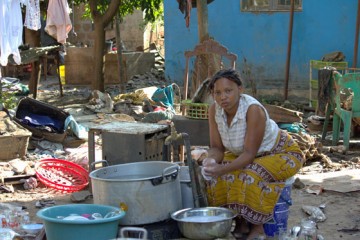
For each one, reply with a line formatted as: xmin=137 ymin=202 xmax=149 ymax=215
xmin=0 ymin=0 xmax=23 ymax=66
xmin=45 ymin=0 xmax=72 ymax=44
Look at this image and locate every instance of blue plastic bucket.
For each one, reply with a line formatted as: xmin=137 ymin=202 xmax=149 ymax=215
xmin=37 ymin=204 xmax=125 ymax=240
xmin=263 ymin=179 xmax=293 ymax=238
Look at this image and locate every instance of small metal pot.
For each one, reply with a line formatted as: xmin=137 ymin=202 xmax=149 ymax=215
xmin=171 ymin=207 xmax=236 ymax=240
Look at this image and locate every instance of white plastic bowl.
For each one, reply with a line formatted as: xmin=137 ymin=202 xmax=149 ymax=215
xmin=21 ymin=223 xmax=43 ymax=235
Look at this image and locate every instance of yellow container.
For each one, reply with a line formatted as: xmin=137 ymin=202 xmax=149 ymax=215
xmin=59 ymin=65 xmax=65 ymax=85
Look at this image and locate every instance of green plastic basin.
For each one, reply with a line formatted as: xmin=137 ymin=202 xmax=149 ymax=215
xmin=37 ymin=204 xmax=125 ymax=240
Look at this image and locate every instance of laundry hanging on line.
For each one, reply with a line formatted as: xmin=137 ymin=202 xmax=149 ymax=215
xmin=0 ymin=0 xmax=72 ymax=66
xmin=0 ymin=0 xmax=23 ymax=66
xmin=45 ymin=0 xmax=72 ymax=44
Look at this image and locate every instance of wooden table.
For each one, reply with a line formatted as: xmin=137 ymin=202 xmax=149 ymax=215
xmin=7 ymin=46 xmax=63 ymax=99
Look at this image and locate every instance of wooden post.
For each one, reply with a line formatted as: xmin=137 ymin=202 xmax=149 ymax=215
xmin=284 ymin=0 xmax=295 ymax=101
xmin=190 ymin=0 xmax=211 ymax=98
xmin=197 ymin=0 xmax=209 ymax=42
xmin=353 ymin=0 xmax=360 ymax=68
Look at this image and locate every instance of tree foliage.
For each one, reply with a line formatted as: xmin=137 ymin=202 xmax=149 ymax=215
xmin=67 ymin=0 xmax=163 ymax=91
xmin=72 ymin=0 xmax=163 ymax=22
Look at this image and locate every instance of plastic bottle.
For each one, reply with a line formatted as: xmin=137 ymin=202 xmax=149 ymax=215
xmin=298 ymin=219 xmax=317 ymax=240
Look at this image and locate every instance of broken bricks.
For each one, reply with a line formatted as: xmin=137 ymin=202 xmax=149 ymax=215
xmin=35 ymin=199 xmax=55 ymax=209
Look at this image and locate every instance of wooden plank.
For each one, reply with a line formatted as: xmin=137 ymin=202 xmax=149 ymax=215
xmin=8 ymin=46 xmax=60 ymax=65
xmin=264 ymin=104 xmax=303 ymax=123
xmin=3 ymin=174 xmax=36 ymax=185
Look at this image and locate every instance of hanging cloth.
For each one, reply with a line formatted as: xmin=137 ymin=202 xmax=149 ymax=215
xmin=24 ymin=0 xmax=41 ymax=31
xmin=177 ymin=0 xmax=192 ymax=28
xmin=151 ymin=84 xmax=176 ymax=112
xmin=0 ymin=0 xmax=23 ymax=66
xmin=45 ymin=0 xmax=72 ymax=44
xmin=318 ymin=67 xmax=335 ymax=116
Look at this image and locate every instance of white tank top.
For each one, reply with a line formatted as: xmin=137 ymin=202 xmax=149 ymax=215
xmin=214 ymin=94 xmax=279 ymax=155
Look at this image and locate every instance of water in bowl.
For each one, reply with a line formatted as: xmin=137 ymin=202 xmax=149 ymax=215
xmin=181 ymin=215 xmax=228 ymax=223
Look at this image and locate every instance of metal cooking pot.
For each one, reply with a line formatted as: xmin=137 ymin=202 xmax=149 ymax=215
xmin=90 ymin=161 xmax=182 ymax=225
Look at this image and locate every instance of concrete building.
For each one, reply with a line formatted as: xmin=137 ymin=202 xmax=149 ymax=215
xmin=164 ymin=0 xmax=358 ymax=101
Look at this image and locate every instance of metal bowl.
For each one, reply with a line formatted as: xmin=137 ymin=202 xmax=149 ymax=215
xmin=171 ymin=207 xmax=236 ymax=240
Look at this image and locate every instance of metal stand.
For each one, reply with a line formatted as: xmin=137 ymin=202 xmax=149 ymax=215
xmin=165 ymin=124 xmax=208 ymax=208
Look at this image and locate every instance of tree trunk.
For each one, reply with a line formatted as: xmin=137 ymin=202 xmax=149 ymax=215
xmin=89 ymin=0 xmax=121 ymax=92
xmin=25 ymin=28 xmax=41 ymax=95
xmin=92 ymin=20 xmax=106 ymax=91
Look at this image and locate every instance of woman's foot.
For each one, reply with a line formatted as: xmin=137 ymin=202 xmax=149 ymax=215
xmin=246 ymin=224 xmax=266 ymax=240
xmin=232 ymin=218 xmax=250 ymax=239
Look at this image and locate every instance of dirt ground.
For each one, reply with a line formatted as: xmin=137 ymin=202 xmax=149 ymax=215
xmin=2 ymin=77 xmax=360 ymax=239
xmin=2 ymin=140 xmax=360 ymax=240
xmin=1 ymin=168 xmax=360 ymax=240
xmin=287 ymin=179 xmax=360 ymax=240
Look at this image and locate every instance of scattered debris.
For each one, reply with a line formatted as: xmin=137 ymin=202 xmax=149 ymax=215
xmin=305 ymin=184 xmax=323 ymax=195
xmin=330 ymin=145 xmax=347 ymax=154
xmin=318 ymin=202 xmax=327 ymax=209
xmin=0 ymin=184 xmax=14 ymax=193
xmin=70 ymin=190 xmax=92 ymax=203
xmin=317 ymin=234 xmax=325 ymax=240
xmin=337 ymin=227 xmax=360 ymax=233
xmin=302 ymin=205 xmax=327 ymax=222
xmin=320 ymin=153 xmax=343 ymax=169
xmin=86 ymin=90 xmax=113 ymax=113
xmin=35 ymin=199 xmax=56 ymax=208
xmin=9 ymin=159 xmax=31 ymax=174
xmin=293 ymin=177 xmax=305 ymax=189
xmin=307 ymin=115 xmax=325 ymax=126
xmin=21 ymin=177 xmax=38 ymax=190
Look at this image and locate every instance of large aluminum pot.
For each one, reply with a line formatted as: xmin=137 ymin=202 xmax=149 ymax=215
xmin=90 ymin=161 xmax=182 ymax=225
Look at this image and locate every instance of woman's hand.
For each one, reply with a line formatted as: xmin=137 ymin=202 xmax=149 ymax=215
xmin=202 ymin=158 xmax=223 ymax=178
xmin=202 ymin=157 xmax=216 ymax=167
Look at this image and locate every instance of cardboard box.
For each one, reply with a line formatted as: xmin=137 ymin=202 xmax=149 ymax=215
xmin=0 ymin=115 xmax=32 ymax=160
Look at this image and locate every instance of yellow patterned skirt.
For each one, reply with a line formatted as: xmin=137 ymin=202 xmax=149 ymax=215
xmin=205 ymin=130 xmax=304 ymax=224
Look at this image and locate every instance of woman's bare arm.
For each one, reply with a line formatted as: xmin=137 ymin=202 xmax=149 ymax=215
xmin=207 ymin=103 xmax=225 ymax=163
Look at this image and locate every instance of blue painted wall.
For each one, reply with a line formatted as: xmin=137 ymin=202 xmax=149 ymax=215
xmin=164 ymin=0 xmax=358 ymax=96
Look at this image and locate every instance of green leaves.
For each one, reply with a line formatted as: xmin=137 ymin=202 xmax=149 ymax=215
xmin=72 ymin=0 xmax=163 ymax=23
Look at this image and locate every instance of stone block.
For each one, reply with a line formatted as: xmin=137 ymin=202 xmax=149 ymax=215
xmin=64 ymin=47 xmax=155 ymax=85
